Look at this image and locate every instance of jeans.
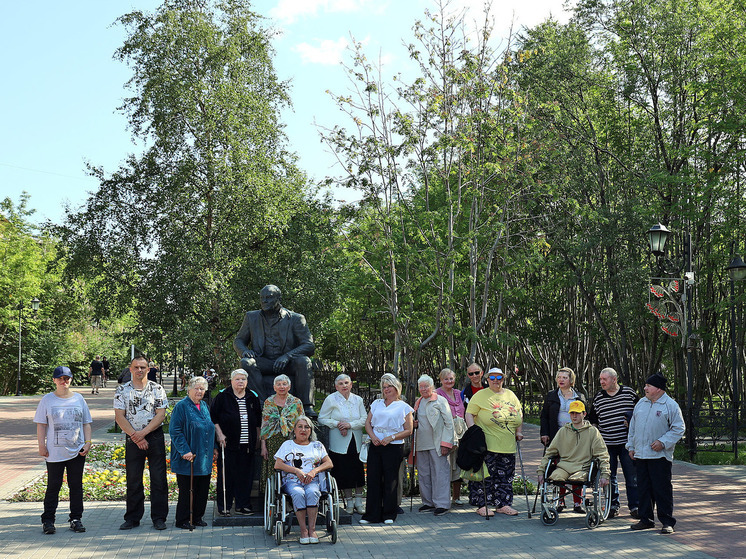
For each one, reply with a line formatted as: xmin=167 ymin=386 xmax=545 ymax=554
xmin=42 ymin=453 xmax=85 ymax=523
xmin=283 ymin=476 xmax=321 ymax=511
xmin=124 ymin=428 xmax=169 ymax=523
xmin=608 ymin=443 xmax=638 ymax=510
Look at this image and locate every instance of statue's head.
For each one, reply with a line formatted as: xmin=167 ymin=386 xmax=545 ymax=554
xmin=259 ymin=284 xmax=282 ymax=312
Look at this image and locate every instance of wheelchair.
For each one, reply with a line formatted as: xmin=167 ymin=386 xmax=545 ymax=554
xmin=539 ymin=456 xmax=612 ymax=529
xmin=263 ymin=469 xmax=340 ymax=545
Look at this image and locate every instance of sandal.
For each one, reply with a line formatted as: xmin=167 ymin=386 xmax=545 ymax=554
xmin=495 ymin=506 xmax=519 ymax=516
xmin=475 ymin=507 xmax=495 ymax=517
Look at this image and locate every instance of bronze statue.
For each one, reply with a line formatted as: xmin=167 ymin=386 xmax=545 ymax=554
xmin=233 ymin=285 xmax=316 ymax=416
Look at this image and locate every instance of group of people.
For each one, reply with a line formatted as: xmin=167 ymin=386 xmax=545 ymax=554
xmin=539 ymin=366 xmax=685 ymax=534
xmin=34 ymin=356 xmax=684 ymax=539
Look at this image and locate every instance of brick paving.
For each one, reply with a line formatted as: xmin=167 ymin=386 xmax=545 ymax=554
xmin=0 ymin=388 xmax=743 ymax=559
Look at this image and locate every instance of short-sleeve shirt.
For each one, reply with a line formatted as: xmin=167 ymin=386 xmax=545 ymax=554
xmin=274 ymin=439 xmax=329 ymax=484
xmin=466 ymin=388 xmax=522 ymax=454
xmin=113 ymin=381 xmax=168 ymax=431
xmin=90 ymin=360 xmax=103 ymax=375
xmin=34 ymin=392 xmax=93 ymax=462
xmin=369 ymin=399 xmax=414 ymax=443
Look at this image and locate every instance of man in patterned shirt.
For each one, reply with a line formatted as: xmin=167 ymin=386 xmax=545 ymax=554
xmin=114 ymin=356 xmax=169 ymax=530
xmin=587 ymin=367 xmax=639 ymax=519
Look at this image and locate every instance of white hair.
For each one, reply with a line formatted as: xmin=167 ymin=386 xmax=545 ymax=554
xmin=417 ymin=374 xmax=435 ymax=388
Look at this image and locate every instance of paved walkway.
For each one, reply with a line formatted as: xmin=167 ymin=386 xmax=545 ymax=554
xmin=1 ymin=388 xmax=743 ymax=558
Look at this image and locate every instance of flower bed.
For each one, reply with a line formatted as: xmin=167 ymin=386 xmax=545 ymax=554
xmin=10 ymin=443 xmax=217 ymax=502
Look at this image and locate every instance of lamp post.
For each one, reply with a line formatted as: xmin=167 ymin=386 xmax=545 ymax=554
xmin=646 ymin=223 xmax=696 ymax=459
xmin=727 ymin=255 xmax=746 ymax=460
xmin=16 ymin=297 xmax=40 ymax=396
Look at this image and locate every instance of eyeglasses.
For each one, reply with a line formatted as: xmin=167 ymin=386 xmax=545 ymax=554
xmin=467 ymin=371 xmax=481 ymax=376
xmin=488 ymin=375 xmax=504 ymax=381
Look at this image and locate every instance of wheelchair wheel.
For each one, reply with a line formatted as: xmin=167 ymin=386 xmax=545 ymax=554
xmin=330 ymin=520 xmax=338 ymax=544
xmin=598 ymin=480 xmax=612 ymax=522
xmin=264 ymin=482 xmax=274 ymax=533
xmin=586 ymin=510 xmax=600 ymax=529
xmin=541 ymin=507 xmax=558 ymax=526
xmin=274 ymin=520 xmax=283 ymax=545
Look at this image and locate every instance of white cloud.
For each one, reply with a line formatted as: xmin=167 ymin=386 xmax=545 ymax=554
xmin=269 ymin=0 xmax=385 ymax=25
xmin=292 ymin=36 xmax=351 ymax=65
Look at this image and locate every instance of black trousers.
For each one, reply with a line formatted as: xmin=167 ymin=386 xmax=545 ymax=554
xmin=124 ymin=428 xmax=169 ymax=523
xmin=176 ymin=474 xmax=211 ymax=524
xmin=635 ymin=457 xmax=675 ymax=527
xmin=362 ymin=444 xmax=402 ymax=523
xmin=42 ymin=453 xmax=85 ymax=523
xmin=216 ymin=444 xmax=256 ymax=512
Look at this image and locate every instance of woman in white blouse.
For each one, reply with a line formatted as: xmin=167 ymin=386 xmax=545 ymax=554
xmin=359 ymin=373 xmax=413 ymax=525
xmin=318 ymin=374 xmax=367 ymax=514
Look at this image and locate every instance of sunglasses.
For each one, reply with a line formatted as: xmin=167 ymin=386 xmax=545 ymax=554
xmin=488 ymin=375 xmax=504 ymax=381
xmin=467 ymin=371 xmax=481 ymax=376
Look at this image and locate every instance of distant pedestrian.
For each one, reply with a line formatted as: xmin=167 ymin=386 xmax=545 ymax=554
xmin=587 ymin=367 xmax=639 ymax=518
xmin=34 ymin=366 xmax=92 ymax=535
xmin=102 ymin=356 xmax=110 ymax=387
xmin=114 ymin=356 xmax=169 ymax=530
xmin=89 ymin=355 xmax=104 ymax=395
xmin=627 ymin=373 xmax=685 ymax=534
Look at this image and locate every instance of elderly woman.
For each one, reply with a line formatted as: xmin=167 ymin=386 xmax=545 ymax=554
xmin=415 ymin=374 xmax=455 ymax=516
xmin=539 ymin=366 xmax=587 ymax=512
xmin=169 ymin=376 xmax=216 ymax=529
xmin=359 ymin=373 xmax=413 ymax=525
xmin=211 ymin=369 xmax=262 ymax=516
xmin=318 ymin=373 xmax=367 ymax=514
xmin=465 ymin=367 xmax=523 ymax=517
xmin=260 ymin=374 xmax=303 ymax=489
xmin=436 ymin=368 xmax=467 ymax=506
xmin=274 ymin=416 xmax=333 ymax=544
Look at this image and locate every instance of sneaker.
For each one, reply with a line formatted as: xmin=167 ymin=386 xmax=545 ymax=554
xmin=119 ymin=520 xmax=140 ymax=530
xmin=383 ymin=519 xmax=394 ymax=524
xmin=217 ymin=510 xmax=231 ymax=517
xmin=418 ymin=505 xmax=435 ymax=512
xmin=42 ymin=522 xmax=56 ymax=535
xmin=235 ymin=508 xmax=253 ymax=516
xmin=153 ymin=519 xmax=167 ymax=530
xmin=556 ymin=501 xmax=566 ymax=512
xmin=69 ymin=519 xmax=86 ymax=533
xmin=452 ymin=498 xmax=465 ymax=506
xmin=608 ymin=508 xmax=619 ymax=519
xmin=660 ymin=525 xmax=674 ymax=534
xmin=630 ymin=520 xmax=655 ymax=530
xmin=358 ymin=519 xmax=371 ymax=525
xmin=630 ymin=508 xmax=640 ymax=519
xmin=433 ymin=508 xmax=448 ymax=516
xmin=573 ymin=505 xmax=586 ymax=514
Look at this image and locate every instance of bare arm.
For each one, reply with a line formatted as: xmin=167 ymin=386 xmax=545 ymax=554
xmin=37 ymin=423 xmax=48 ymax=457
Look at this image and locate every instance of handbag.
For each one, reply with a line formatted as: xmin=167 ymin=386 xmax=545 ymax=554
xmin=461 ymin=462 xmax=490 ymax=482
xmin=359 ymin=434 xmax=371 ymax=463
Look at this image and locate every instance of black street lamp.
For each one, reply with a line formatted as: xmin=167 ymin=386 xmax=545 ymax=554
xmin=646 ymin=223 xmax=696 ymax=459
xmin=727 ymin=255 xmax=746 ymax=460
xmin=16 ymin=297 xmax=40 ymax=396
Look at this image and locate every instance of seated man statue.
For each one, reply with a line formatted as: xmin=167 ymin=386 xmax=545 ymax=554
xmin=538 ymin=400 xmax=610 ymax=513
xmin=234 ymin=284 xmax=316 ymax=416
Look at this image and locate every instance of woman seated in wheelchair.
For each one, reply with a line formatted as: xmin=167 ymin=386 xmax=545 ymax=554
xmin=538 ymin=400 xmax=610 ymax=511
xmin=274 ymin=416 xmax=333 ymax=544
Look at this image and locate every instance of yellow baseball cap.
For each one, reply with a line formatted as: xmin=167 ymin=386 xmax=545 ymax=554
xmin=569 ymin=400 xmax=586 ymax=413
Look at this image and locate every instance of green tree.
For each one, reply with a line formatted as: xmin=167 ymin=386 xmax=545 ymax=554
xmin=60 ymin=0 xmax=314 ymax=377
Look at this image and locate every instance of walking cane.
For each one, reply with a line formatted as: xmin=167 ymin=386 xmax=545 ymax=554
xmin=516 ymin=440 xmax=532 ymax=518
xmin=221 ymin=445 xmax=227 ymax=515
xmin=189 ymin=460 xmax=194 ymax=532
xmin=410 ymin=423 xmax=417 ymax=512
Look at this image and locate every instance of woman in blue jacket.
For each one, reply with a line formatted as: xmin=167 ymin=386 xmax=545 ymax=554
xmin=170 ymin=376 xmax=216 ymax=529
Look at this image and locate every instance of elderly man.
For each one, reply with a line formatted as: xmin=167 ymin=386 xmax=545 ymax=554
xmin=587 ymin=367 xmax=639 ymax=518
xmin=113 ymin=356 xmax=169 ymax=530
xmin=626 ymin=373 xmax=685 ymax=534
xmin=234 ymin=285 xmax=315 ymax=416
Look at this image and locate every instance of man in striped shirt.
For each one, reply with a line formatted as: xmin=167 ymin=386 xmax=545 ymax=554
xmin=587 ymin=367 xmax=639 ymax=519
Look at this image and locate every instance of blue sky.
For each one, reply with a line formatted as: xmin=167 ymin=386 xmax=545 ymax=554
xmin=1 ymin=0 xmax=571 ymax=225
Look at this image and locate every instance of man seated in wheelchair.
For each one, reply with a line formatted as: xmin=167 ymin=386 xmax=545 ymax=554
xmin=537 ymin=400 xmax=610 ymax=511
xmin=274 ymin=416 xmax=334 ymax=544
